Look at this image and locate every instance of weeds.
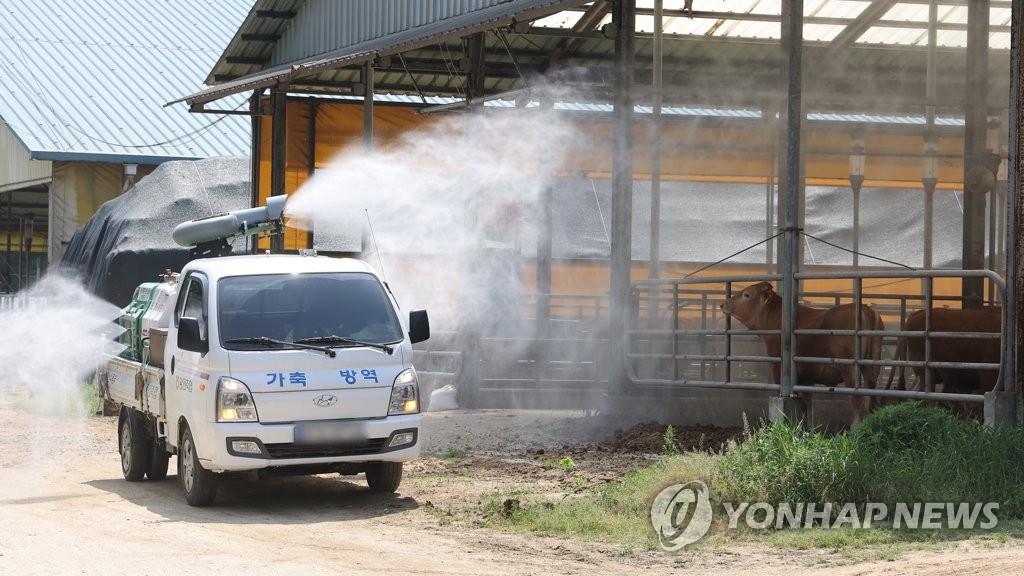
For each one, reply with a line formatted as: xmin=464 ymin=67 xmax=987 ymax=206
xmin=558 ymin=456 xmax=576 ymax=474
xmin=441 ymin=447 xmax=468 ymax=459
xmin=717 ymin=418 xmax=856 ymax=506
xmin=662 ymin=425 xmax=680 ymax=457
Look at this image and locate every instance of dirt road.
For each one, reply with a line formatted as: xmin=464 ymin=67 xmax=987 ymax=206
xmin=1 ymin=397 xmax=1021 ymax=575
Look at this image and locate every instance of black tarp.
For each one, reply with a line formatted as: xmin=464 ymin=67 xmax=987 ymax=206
xmin=60 ymin=157 xmax=251 ymax=307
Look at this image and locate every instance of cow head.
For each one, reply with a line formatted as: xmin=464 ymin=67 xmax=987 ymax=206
xmin=720 ymin=281 xmax=776 ymax=326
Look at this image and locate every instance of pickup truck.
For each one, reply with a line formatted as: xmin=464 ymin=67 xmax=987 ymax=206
xmin=95 ymin=197 xmax=429 ymax=506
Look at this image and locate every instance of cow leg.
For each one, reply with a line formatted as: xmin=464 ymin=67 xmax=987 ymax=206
xmin=857 ymin=353 xmax=878 ymax=420
xmin=843 ymin=366 xmax=866 ymax=428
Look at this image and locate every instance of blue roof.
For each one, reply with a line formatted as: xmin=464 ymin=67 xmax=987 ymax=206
xmin=0 ymin=0 xmax=253 ymax=164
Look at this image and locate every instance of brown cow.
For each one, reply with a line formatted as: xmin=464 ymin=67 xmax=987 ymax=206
xmin=719 ymin=281 xmax=884 ymax=426
xmin=892 ymin=307 xmax=1002 ymax=395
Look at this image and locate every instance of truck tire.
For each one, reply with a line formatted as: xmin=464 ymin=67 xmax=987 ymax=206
xmin=146 ymin=438 xmax=170 ymax=481
xmin=365 ymin=461 xmax=403 ymax=493
xmin=178 ymin=425 xmax=218 ymax=506
xmin=119 ymin=408 xmax=148 ymax=482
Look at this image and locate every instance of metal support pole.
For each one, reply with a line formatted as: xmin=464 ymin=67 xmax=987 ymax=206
xmin=926 ymin=0 xmax=937 ymax=129
xmin=308 ymin=100 xmax=318 ymax=249
xmin=766 ymin=114 xmax=776 ymax=270
xmin=466 ymin=33 xmax=486 ymax=100
xmin=851 ymin=177 xmax=862 ymax=267
xmin=270 ymin=85 xmax=287 ymax=254
xmin=362 ymin=61 xmax=374 ymax=151
xmin=923 ymin=178 xmax=936 ymax=269
xmin=609 ymin=0 xmax=636 ymax=397
xmin=995 ymin=0 xmax=1022 ymax=425
xmin=536 ymin=185 xmax=553 ymax=385
xmin=963 ymin=0 xmax=991 ymax=308
xmin=771 ymin=0 xmax=805 ymax=424
xmin=648 ymin=0 xmax=663 ymax=281
xmin=924 ymin=0 xmax=938 ymax=272
xmin=249 ymin=90 xmax=263 ymax=254
xmin=5 ymin=192 xmax=12 ymax=274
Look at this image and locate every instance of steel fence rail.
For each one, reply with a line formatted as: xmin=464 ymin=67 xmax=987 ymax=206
xmin=627 ymin=270 xmax=1010 ymax=409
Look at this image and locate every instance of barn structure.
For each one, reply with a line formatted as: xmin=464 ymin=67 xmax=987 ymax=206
xmin=0 ymin=0 xmax=252 ymax=293
xmin=171 ymin=0 xmax=1022 ymax=427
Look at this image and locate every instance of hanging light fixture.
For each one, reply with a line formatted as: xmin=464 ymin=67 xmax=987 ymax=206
xmin=849 ymin=132 xmax=866 ymax=183
xmin=849 ymin=131 xmax=865 ymax=267
xmin=921 ymin=132 xmax=939 ymax=270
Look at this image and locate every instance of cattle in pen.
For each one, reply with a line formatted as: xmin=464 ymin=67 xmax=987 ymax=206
xmin=888 ymin=307 xmax=1002 ymax=395
xmin=719 ymin=281 xmax=884 ymax=426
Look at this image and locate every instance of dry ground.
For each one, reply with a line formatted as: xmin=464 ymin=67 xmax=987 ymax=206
xmin=1 ymin=395 xmax=1021 ymax=575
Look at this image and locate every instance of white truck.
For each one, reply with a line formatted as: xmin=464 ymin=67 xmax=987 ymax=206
xmin=94 ymin=196 xmax=429 ymax=506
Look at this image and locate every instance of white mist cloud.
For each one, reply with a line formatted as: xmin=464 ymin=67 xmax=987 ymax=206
xmin=0 ymin=274 xmax=124 ymax=414
xmin=286 ymin=99 xmax=583 ymax=333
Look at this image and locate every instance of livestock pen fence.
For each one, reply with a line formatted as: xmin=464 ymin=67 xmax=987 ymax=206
xmin=627 ymin=270 xmax=1014 ymax=425
xmin=0 ymin=293 xmax=45 ymax=311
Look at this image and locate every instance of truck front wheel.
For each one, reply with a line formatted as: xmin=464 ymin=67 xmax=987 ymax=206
xmin=178 ymin=425 xmax=218 ymax=506
xmin=365 ymin=461 xmax=403 ymax=493
xmin=119 ymin=408 xmax=148 ymax=482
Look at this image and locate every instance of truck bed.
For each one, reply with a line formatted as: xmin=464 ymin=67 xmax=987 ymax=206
xmin=96 ymin=353 xmax=166 ymax=419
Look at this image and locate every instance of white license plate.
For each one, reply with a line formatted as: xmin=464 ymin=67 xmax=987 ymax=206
xmin=293 ymin=422 xmax=367 ymax=445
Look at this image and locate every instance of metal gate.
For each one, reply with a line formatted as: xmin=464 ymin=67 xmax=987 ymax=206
xmin=627 ymin=270 xmax=1012 ymax=424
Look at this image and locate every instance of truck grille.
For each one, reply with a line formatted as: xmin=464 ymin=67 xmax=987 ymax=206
xmin=264 ymin=438 xmax=388 ymax=459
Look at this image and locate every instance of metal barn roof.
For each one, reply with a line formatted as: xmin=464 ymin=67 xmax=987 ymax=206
xmin=174 ymin=0 xmax=1011 ymax=121
xmin=0 ymin=0 xmax=252 ymax=163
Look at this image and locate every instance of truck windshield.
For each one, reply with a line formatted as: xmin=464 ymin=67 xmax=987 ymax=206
xmin=218 ymin=272 xmax=403 ymax=350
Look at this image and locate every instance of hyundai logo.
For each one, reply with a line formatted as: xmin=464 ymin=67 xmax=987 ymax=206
xmin=313 ymin=394 xmax=338 ymax=407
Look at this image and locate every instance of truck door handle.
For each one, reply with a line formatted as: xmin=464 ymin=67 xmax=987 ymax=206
xmin=170 ymin=356 xmax=175 ymax=375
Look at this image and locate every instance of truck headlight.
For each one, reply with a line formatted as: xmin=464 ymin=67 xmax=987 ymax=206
xmin=217 ymin=377 xmax=258 ymax=422
xmin=389 ymin=369 xmax=420 ymax=415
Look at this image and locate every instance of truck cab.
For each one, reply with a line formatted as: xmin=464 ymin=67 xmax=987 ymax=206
xmin=129 ymin=254 xmax=428 ymax=506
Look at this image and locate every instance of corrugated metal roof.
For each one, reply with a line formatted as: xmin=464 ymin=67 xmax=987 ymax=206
xmin=539 ymin=1 xmax=1012 ymax=49
xmin=0 ymin=0 xmax=252 ymax=163
xmin=177 ymin=0 xmax=1010 ymax=124
xmin=178 ymin=0 xmax=590 ymax=106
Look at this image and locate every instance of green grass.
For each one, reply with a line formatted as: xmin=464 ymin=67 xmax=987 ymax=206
xmin=485 ymin=453 xmax=719 ymax=549
xmin=717 ymin=417 xmax=857 ymax=506
xmin=440 ymin=447 xmax=468 ymax=459
xmin=850 ymin=403 xmax=1024 ymax=517
xmin=718 ymin=403 xmax=1024 ymax=519
xmin=480 ymin=403 xmax=1024 ymax=557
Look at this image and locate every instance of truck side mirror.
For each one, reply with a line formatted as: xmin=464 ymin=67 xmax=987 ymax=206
xmin=408 ymin=309 xmax=430 ymax=344
xmin=178 ymin=317 xmax=208 ymax=354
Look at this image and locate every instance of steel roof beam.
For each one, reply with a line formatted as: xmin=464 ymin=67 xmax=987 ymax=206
xmin=255 ymin=10 xmax=295 ymax=19
xmin=528 ymin=19 xmax=1009 ymax=38
xmin=241 ymin=33 xmax=281 ymax=42
xmin=828 ymin=0 xmax=900 ymax=55
xmin=549 ymin=0 xmax=611 ymax=65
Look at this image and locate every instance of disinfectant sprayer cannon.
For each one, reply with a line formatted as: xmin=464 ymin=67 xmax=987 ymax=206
xmin=172 ymin=194 xmax=287 ymax=258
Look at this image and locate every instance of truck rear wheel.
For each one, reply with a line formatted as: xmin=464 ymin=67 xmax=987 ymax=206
xmin=365 ymin=461 xmax=403 ymax=493
xmin=178 ymin=425 xmax=218 ymax=506
xmin=119 ymin=408 xmax=148 ymax=482
xmin=146 ymin=438 xmax=170 ymax=481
